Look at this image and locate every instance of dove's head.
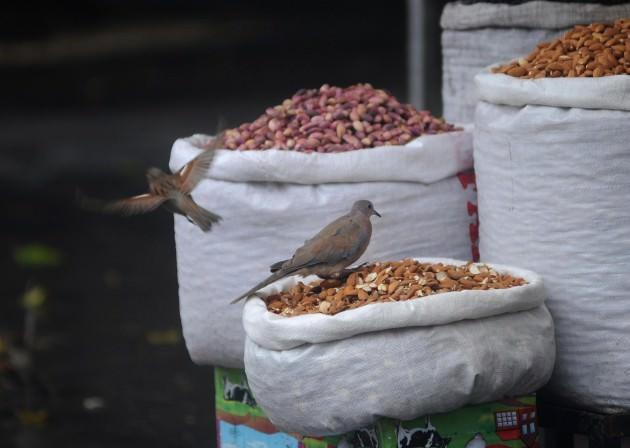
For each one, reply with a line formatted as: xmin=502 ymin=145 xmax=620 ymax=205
xmin=146 ymin=167 xmax=165 ymax=184
xmin=352 ymin=200 xmax=381 ymax=218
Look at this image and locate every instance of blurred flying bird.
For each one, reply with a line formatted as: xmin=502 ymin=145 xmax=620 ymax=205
xmin=231 ymin=200 xmax=381 ymax=303
xmin=78 ymin=133 xmax=224 ymax=231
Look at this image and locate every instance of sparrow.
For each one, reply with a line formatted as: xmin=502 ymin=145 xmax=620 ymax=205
xmin=231 ymin=200 xmax=380 ymax=303
xmin=78 ymin=133 xmax=223 ymax=231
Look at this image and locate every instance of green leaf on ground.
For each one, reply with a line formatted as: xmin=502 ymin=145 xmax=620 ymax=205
xmin=14 ymin=244 xmax=63 ymax=268
xmin=22 ymin=285 xmax=47 ymax=310
xmin=145 ymin=329 xmax=181 ymax=346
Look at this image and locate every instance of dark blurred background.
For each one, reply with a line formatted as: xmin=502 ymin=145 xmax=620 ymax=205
xmin=0 ymin=1 xmax=445 ymax=446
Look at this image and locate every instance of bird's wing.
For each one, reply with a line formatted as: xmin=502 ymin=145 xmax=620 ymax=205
xmin=96 ymin=194 xmax=166 ymax=216
xmin=269 ymin=259 xmax=288 ymax=273
xmin=232 ymin=219 xmax=363 ymax=304
xmin=205 ymin=130 xmax=226 ymax=151
xmin=288 ymin=216 xmax=365 ymax=270
xmin=177 ymin=132 xmax=225 ymax=193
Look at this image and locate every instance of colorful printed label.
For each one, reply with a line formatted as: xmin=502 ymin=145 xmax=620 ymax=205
xmin=458 ymin=170 xmax=479 ymax=262
xmin=214 ymin=367 xmax=538 ymax=448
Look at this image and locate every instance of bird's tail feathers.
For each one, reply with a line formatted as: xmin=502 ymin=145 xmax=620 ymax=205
xmin=231 ymin=268 xmax=297 ymax=304
xmin=181 ymin=197 xmax=222 ymax=232
xmin=269 ymin=259 xmax=289 ymax=273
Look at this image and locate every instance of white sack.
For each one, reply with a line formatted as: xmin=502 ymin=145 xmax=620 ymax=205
xmin=474 ymin=72 xmax=630 ymax=413
xmin=243 ymin=258 xmax=555 ymax=436
xmin=440 ymin=1 xmax=630 ymax=123
xmin=442 ymin=28 xmax=562 ymax=124
xmin=476 ymin=69 xmax=630 ymax=111
xmin=170 ymin=131 xmax=476 ymax=368
xmin=441 ymin=1 xmax=630 ymax=30
xmin=170 ymin=131 xmax=473 ymax=185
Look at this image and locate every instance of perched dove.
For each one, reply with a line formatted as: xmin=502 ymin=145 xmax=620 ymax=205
xmin=78 ymin=133 xmax=224 ymax=232
xmin=231 ymin=199 xmax=381 ymax=304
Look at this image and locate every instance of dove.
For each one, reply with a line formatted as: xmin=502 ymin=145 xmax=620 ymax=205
xmin=231 ymin=200 xmax=381 ymax=304
xmin=78 ymin=133 xmax=224 ymax=231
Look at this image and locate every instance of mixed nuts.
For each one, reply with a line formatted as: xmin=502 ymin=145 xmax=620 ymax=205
xmin=265 ymin=259 xmax=527 ymax=317
xmin=222 ymin=83 xmax=458 ymax=152
xmin=493 ymin=19 xmax=630 ymax=78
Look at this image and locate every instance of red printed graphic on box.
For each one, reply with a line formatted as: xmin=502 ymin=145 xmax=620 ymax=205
xmin=495 ymin=406 xmax=538 ymax=448
xmin=458 ymin=171 xmax=479 ymax=261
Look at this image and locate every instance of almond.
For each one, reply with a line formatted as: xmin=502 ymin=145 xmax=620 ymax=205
xmin=435 ymin=271 xmax=448 ymax=282
xmin=388 ymin=280 xmax=400 ymax=294
xmin=346 ymin=273 xmax=357 ymax=288
xmin=393 ymin=265 xmax=406 ymax=277
xmin=439 ymin=277 xmax=458 ymax=289
xmin=447 ymin=269 xmax=465 ymax=279
xmin=492 ymin=19 xmax=630 ymax=79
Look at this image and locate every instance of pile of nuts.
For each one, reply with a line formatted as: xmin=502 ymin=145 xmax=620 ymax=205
xmin=493 ymin=19 xmax=630 ymax=78
xmin=222 ymin=84 xmax=458 ymax=152
xmin=265 ymin=259 xmax=527 ymax=317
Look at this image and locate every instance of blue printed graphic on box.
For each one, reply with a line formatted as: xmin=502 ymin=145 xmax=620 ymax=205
xmin=219 ymin=420 xmax=300 ymax=448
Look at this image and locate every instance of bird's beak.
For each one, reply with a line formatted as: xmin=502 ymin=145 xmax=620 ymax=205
xmin=373 ymin=209 xmax=381 ymax=218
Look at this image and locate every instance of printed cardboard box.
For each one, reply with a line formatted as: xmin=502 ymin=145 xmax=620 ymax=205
xmin=215 ymin=367 xmax=539 ymax=448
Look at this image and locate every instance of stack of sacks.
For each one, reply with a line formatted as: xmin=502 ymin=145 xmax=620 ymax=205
xmin=441 ymin=1 xmax=630 ymax=123
xmin=474 ymin=19 xmax=630 ymax=413
xmin=169 ymin=84 xmax=477 ymax=368
xmin=243 ymin=258 xmax=555 ymax=435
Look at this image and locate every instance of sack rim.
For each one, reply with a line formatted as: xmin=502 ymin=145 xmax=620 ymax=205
xmin=168 ymin=127 xmax=474 ymax=185
xmin=475 ymin=67 xmax=630 ymax=111
xmin=441 ymin=1 xmax=630 ymax=30
xmin=243 ymin=257 xmax=545 ymax=350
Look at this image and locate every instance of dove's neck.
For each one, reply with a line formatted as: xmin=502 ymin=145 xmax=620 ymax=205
xmin=354 ymin=212 xmax=373 ymax=236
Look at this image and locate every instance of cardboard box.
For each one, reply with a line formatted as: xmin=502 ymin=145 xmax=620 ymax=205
xmin=215 ymin=367 xmax=539 ymax=448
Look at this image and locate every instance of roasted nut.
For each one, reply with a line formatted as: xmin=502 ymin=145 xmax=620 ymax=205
xmin=493 ymin=19 xmax=630 ymax=79
xmin=266 ymin=259 xmax=527 ymax=316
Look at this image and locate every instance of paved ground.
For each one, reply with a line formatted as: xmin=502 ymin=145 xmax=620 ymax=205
xmin=1 ymin=173 xmax=215 ymax=447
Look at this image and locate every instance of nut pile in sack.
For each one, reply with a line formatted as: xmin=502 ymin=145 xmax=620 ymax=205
xmin=493 ymin=19 xmax=630 ymax=78
xmin=222 ymin=83 xmax=458 ymax=152
xmin=170 ymin=83 xmax=474 ymax=368
xmin=266 ymin=259 xmax=527 ymax=316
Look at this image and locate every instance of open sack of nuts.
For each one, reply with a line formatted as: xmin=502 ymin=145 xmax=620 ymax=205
xmin=440 ymin=1 xmax=630 ymax=123
xmin=474 ymin=19 xmax=630 ymax=413
xmin=243 ymin=258 xmax=555 ymax=436
xmin=169 ymin=84 xmax=475 ymax=368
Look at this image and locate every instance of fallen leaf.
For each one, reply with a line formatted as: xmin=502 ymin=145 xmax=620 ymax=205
xmin=145 ymin=329 xmax=181 ymax=346
xmin=21 ymin=285 xmax=47 ymax=310
xmin=14 ymin=244 xmax=63 ymax=268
